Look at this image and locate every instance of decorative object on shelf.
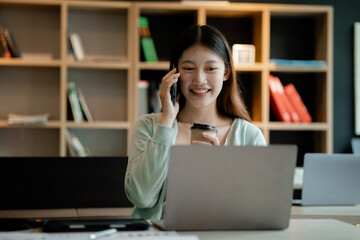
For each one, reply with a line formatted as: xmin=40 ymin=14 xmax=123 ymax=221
xmin=269 ymin=59 xmax=326 ymax=67
xmin=138 ymin=16 xmax=158 ymax=62
xmin=232 ymin=44 xmax=255 ymax=65
xmin=65 ymin=129 xmax=91 ymax=157
xmin=67 ymin=82 xmax=84 ymax=123
xmin=7 ymin=113 xmax=50 ymax=125
xmin=284 ymin=83 xmax=312 ymax=123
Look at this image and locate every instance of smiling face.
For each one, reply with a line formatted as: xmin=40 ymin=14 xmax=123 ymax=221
xmin=178 ymin=44 xmax=229 ymax=111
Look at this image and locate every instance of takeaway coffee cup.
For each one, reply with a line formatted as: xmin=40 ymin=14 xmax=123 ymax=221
xmin=190 ymin=123 xmax=218 ymax=144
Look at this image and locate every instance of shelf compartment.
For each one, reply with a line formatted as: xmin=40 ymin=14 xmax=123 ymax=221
xmin=139 ymin=9 xmax=197 ymax=61
xmin=0 ymin=66 xmax=60 ymax=120
xmin=270 ymin=130 xmax=327 ymax=167
xmin=66 ymin=128 xmax=128 ymax=156
xmin=269 ymin=72 xmax=328 ymax=123
xmin=67 ymin=68 xmax=128 ymax=122
xmin=270 ymin=12 xmax=329 ymax=62
xmin=0 ymin=2 xmax=61 ymax=59
xmin=206 ymin=10 xmax=263 ymax=63
xmin=238 ymin=71 xmax=262 ymax=122
xmin=67 ymin=4 xmax=129 ymax=62
xmin=0 ymin=128 xmax=59 ymax=156
xmin=139 ymin=70 xmax=167 ymax=114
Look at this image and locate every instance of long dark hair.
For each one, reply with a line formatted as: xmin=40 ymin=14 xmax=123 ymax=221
xmin=169 ymin=24 xmax=251 ymax=121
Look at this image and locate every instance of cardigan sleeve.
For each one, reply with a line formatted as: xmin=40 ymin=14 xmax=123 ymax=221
xmin=124 ymin=114 xmax=177 ymax=209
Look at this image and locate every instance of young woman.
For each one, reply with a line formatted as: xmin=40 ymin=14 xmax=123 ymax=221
xmin=125 ymin=25 xmax=266 ymax=220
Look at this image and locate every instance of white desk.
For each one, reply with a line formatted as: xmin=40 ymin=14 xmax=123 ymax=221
xmin=178 ymin=219 xmax=360 ymax=240
xmin=0 ymin=219 xmax=358 ymax=240
xmin=291 ymin=205 xmax=360 ymax=225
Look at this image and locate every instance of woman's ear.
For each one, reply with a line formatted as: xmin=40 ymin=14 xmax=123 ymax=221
xmin=223 ymin=65 xmax=231 ymax=81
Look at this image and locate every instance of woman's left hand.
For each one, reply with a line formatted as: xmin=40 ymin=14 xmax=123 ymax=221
xmin=191 ymin=132 xmax=220 ymax=146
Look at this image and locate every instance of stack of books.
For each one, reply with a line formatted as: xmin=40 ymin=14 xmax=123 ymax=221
xmin=269 ymin=74 xmax=312 ymax=123
xmin=0 ymin=26 xmax=21 ymax=58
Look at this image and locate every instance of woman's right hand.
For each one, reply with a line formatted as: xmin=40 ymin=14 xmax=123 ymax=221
xmin=159 ymin=68 xmax=180 ymax=127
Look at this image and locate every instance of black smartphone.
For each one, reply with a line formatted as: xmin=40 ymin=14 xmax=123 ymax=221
xmin=42 ymin=218 xmax=150 ymax=232
xmin=170 ymin=82 xmax=177 ymax=106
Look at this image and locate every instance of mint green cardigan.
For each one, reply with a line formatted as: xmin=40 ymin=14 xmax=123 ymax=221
xmin=124 ymin=113 xmax=266 ymax=220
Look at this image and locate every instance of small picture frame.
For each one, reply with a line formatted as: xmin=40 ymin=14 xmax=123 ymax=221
xmin=232 ymin=44 xmax=255 ymax=65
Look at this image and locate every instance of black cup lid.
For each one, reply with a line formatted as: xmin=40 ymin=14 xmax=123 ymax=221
xmin=190 ymin=123 xmax=218 ymax=133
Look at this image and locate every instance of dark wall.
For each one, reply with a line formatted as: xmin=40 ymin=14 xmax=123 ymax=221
xmin=229 ymin=0 xmax=360 ymax=153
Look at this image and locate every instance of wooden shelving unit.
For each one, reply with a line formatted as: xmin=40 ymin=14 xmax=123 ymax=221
xmin=0 ymin=1 xmax=333 ymax=162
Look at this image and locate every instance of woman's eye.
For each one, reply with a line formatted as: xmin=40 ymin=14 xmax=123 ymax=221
xmin=206 ymin=67 xmax=218 ymax=71
xmin=183 ymin=67 xmax=194 ymax=71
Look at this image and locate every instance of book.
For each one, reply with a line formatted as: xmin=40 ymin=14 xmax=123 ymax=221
xmin=7 ymin=113 xmax=50 ymax=125
xmin=0 ymin=26 xmax=11 ymax=58
xmin=65 ymin=130 xmax=90 ymax=157
xmin=138 ymin=80 xmax=149 ymax=116
xmin=273 ymin=76 xmax=300 ymax=123
xmin=3 ymin=28 xmax=21 ymax=58
xmin=138 ymin=16 xmax=158 ymax=62
xmin=149 ymin=80 xmax=162 ymax=113
xmin=69 ymin=33 xmax=85 ymax=61
xmin=270 ymin=59 xmax=326 ymax=67
xmin=67 ymin=82 xmax=84 ymax=122
xmin=284 ymin=83 xmax=312 ymax=123
xmin=269 ymin=75 xmax=292 ymax=122
xmin=77 ymin=88 xmax=94 ymax=121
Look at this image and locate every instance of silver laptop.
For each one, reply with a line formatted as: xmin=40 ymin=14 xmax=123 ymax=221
xmin=351 ymin=138 xmax=360 ymax=154
xmin=302 ymin=153 xmax=360 ymax=206
xmin=153 ymin=145 xmax=297 ymax=231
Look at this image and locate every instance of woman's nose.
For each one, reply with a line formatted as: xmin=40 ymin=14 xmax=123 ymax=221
xmin=193 ymin=70 xmax=206 ymax=84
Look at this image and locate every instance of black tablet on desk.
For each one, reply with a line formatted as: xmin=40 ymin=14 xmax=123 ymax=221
xmin=42 ymin=219 xmax=149 ymax=232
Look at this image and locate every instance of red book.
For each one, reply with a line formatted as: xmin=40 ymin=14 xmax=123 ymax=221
xmin=269 ymin=75 xmax=292 ymax=122
xmin=284 ymin=83 xmax=312 ymax=123
xmin=274 ymin=76 xmax=300 ymax=123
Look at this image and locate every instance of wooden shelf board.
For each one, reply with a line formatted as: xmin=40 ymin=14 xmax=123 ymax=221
xmin=268 ymin=122 xmax=329 ymax=131
xmin=67 ymin=60 xmax=130 ymax=70
xmin=234 ymin=63 xmax=264 ymax=72
xmin=0 ymin=120 xmax=61 ymax=128
xmin=0 ymin=58 xmax=61 ymax=67
xmin=66 ymin=121 xmax=131 ymax=129
xmin=138 ymin=61 xmax=170 ymax=70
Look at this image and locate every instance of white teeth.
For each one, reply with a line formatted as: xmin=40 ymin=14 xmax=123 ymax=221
xmin=192 ymin=89 xmax=208 ymax=94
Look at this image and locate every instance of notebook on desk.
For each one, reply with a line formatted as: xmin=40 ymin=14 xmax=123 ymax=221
xmin=152 ymin=145 xmax=297 ymax=231
xmin=301 ymin=153 xmax=360 ymax=206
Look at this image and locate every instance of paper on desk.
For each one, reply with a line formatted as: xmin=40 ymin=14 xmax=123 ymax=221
xmin=0 ymin=232 xmax=43 ymax=240
xmin=0 ymin=232 xmax=199 ymax=240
